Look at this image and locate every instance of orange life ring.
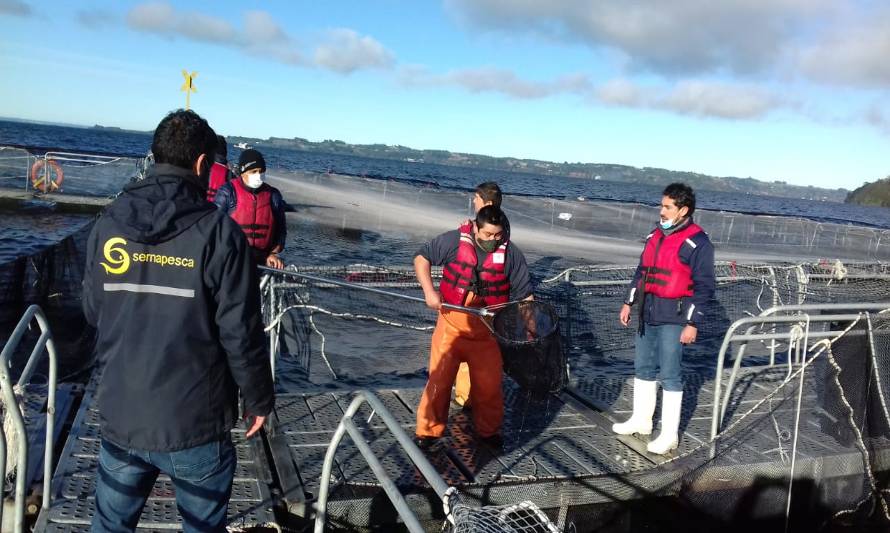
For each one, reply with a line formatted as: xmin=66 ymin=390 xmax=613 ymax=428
xmin=30 ymin=159 xmax=64 ymax=193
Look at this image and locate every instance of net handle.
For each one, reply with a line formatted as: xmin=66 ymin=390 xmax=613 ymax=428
xmin=258 ymin=265 xmax=514 ymax=318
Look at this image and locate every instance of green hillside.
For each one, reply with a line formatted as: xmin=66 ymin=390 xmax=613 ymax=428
xmin=845 ymin=176 xmax=890 ymax=206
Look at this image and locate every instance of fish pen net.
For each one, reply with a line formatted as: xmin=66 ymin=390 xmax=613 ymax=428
xmin=263 ymin=262 xmax=890 ymax=531
xmin=539 ymin=261 xmax=890 ymax=360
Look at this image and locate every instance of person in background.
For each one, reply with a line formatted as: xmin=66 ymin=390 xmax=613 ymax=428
xmin=206 ymin=135 xmax=232 ymax=202
xmin=613 ymin=182 xmax=715 ymax=455
xmin=213 ymin=149 xmax=287 ymax=269
xmin=82 ymin=109 xmax=274 ymax=532
xmin=414 ymin=205 xmax=532 ymax=450
xmin=455 ymin=181 xmax=505 ymax=408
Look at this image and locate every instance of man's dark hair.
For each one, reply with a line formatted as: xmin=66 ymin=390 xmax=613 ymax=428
xmin=475 ymin=182 xmax=502 ymax=207
xmin=151 ymin=109 xmax=217 ymax=170
xmin=215 ymin=135 xmax=227 ymax=158
xmin=663 ymin=182 xmax=696 ymax=216
xmin=475 ymin=205 xmax=507 ymax=229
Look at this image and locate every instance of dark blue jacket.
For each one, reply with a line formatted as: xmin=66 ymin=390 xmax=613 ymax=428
xmin=213 ymin=180 xmax=288 ymax=251
xmin=83 ymin=164 xmax=274 ymax=451
xmin=624 ymin=218 xmax=716 ymax=327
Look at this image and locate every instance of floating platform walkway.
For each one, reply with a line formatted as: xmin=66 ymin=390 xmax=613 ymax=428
xmin=0 ymin=187 xmax=110 ymax=214
xmin=31 ymin=364 xmax=888 ymax=531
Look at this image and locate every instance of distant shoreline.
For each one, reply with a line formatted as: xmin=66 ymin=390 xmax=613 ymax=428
xmin=0 ymin=117 xmax=845 ymax=201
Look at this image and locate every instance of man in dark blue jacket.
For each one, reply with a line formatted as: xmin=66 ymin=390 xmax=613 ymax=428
xmin=613 ymin=183 xmax=715 ymax=455
xmin=82 ymin=110 xmax=274 ymax=532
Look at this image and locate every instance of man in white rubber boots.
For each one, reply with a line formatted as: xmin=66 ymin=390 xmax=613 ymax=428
xmin=614 ymin=183 xmax=715 ymax=454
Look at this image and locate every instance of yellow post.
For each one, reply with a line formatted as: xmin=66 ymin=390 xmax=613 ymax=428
xmin=180 ymin=70 xmax=198 ymax=110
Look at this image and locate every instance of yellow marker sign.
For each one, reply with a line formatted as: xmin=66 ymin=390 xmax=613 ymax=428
xmin=180 ymin=70 xmax=198 ymax=110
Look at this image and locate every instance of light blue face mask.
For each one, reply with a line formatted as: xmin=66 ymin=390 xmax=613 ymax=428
xmin=660 ymin=218 xmax=675 ymax=230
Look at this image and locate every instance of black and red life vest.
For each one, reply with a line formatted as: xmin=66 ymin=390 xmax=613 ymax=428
xmin=206 ymin=162 xmax=229 ymax=202
xmin=640 ymin=222 xmax=702 ymax=299
xmin=230 ymin=178 xmax=275 ymax=253
xmin=440 ymin=221 xmax=510 ymax=307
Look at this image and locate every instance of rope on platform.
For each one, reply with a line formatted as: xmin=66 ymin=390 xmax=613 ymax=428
xmin=308 ymin=310 xmax=337 ymax=380
xmin=264 ymin=303 xmax=434 ymax=332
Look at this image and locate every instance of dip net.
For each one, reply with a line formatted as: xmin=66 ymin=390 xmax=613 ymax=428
xmin=489 ymin=300 xmax=567 ymax=398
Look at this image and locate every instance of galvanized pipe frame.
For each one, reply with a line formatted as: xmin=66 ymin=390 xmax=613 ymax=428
xmin=314 ymin=390 xmax=450 ymax=533
xmin=710 ymin=303 xmax=890 ymax=440
xmin=0 ymin=305 xmax=58 ymax=533
xmin=23 ymin=150 xmax=138 ymax=194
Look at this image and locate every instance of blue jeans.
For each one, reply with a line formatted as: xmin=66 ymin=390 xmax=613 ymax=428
xmin=634 ymin=324 xmax=685 ymax=391
xmin=92 ymin=437 xmax=236 ymax=533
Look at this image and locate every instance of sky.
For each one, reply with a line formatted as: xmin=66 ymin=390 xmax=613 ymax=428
xmin=1 ymin=0 xmax=888 ymax=189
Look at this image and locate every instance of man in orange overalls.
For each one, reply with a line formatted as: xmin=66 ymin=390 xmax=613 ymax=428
xmin=414 ymin=205 xmax=532 ymax=449
xmin=455 ymin=182 xmax=506 ymax=408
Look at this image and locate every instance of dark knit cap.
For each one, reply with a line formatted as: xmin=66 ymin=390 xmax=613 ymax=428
xmin=238 ymin=149 xmax=266 ymax=174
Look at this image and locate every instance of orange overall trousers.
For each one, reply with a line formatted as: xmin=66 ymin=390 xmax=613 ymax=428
xmin=415 ymin=293 xmax=503 ymax=438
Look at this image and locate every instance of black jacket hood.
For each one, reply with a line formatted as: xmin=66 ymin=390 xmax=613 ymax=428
xmin=106 ymin=163 xmax=216 ymax=244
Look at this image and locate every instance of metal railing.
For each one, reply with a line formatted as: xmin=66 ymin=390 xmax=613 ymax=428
xmin=710 ymin=302 xmax=890 ymax=439
xmin=314 ymin=390 xmax=450 ymax=533
xmin=0 ymin=148 xmax=31 ymax=184
xmin=0 ymin=305 xmax=59 ymax=533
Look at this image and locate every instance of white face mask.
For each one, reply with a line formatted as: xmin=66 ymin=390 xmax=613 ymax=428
xmin=245 ymin=172 xmax=264 ymax=189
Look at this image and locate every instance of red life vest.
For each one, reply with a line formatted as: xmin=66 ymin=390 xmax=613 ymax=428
xmin=440 ymin=221 xmax=510 ymax=307
xmin=206 ymin=162 xmax=229 ymax=202
xmin=640 ymin=222 xmax=703 ymax=299
xmin=230 ymin=178 xmax=275 ymax=253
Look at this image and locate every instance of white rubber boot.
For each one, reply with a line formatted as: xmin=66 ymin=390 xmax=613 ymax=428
xmin=612 ymin=378 xmax=657 ymax=436
xmin=647 ymin=390 xmax=683 ymax=455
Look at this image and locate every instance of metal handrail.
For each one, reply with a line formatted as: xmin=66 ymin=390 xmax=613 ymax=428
xmin=43 ymin=151 xmax=124 ymax=166
xmin=314 ymin=390 xmax=450 ymax=533
xmin=710 ymin=303 xmax=890 ymax=439
xmin=0 ymin=305 xmax=58 ymax=533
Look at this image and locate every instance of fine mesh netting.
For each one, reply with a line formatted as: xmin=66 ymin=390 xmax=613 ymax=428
xmin=443 ymin=487 xmax=561 ymax=533
xmin=263 ymin=263 xmax=890 ymax=531
xmin=491 ymin=300 xmax=567 ymax=399
xmin=269 ymin=170 xmax=890 ymax=264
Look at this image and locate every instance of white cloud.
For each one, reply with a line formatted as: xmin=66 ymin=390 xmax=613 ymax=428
xmin=122 ymin=2 xmax=394 ymax=74
xmin=798 ymin=9 xmax=890 ymax=88
xmin=865 ymin=104 xmax=890 ymax=136
xmin=242 ymin=10 xmax=302 ymax=65
xmin=0 ymin=0 xmax=30 ymax=17
xmin=76 ymin=8 xmax=116 ymax=29
xmin=595 ymin=78 xmax=644 ymax=107
xmin=313 ymin=29 xmax=394 ymax=74
xmin=446 ymin=0 xmax=833 ymax=77
xmin=657 ymin=81 xmax=780 ymax=119
xmin=127 ymin=2 xmax=237 ymax=44
xmin=592 ymin=78 xmax=781 ymax=120
xmin=400 ymin=65 xmax=590 ymax=99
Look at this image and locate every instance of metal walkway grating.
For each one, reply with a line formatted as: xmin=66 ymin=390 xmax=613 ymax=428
xmin=34 ymin=383 xmax=278 ymax=531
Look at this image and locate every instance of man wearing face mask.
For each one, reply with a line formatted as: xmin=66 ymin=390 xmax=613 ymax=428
xmin=413 ymin=205 xmax=533 ymax=450
xmin=213 ymin=149 xmax=287 ymax=269
xmin=454 ymin=181 xmax=509 ymax=409
xmin=614 ymin=182 xmax=715 ymax=455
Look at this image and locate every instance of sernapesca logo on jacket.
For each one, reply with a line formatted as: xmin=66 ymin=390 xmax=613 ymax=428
xmin=100 ymin=237 xmax=195 ymax=275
